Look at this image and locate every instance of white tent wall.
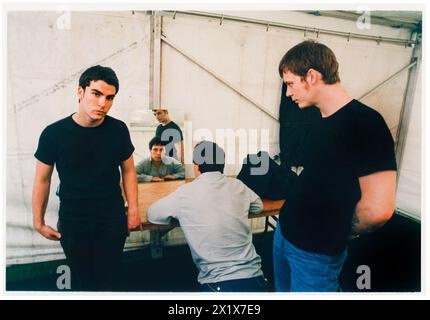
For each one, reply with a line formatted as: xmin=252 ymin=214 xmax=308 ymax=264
xmin=396 ymin=65 xmax=421 ymax=219
xmin=7 ymin=11 xmax=151 ymax=265
xmin=6 ymin=10 xmax=420 ymax=265
xmin=161 ymin=10 xmax=414 ymax=175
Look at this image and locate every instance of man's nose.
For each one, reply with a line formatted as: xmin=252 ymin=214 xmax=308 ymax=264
xmin=286 ymin=90 xmax=292 ymax=97
xmin=98 ymin=96 xmax=106 ymax=107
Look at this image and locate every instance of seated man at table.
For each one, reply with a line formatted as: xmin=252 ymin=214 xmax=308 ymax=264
xmin=147 ymin=140 xmax=268 ymax=292
xmin=135 ymin=136 xmax=185 ymax=183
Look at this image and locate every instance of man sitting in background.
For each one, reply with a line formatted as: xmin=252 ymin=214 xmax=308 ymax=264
xmin=135 ymin=136 xmax=185 ymax=183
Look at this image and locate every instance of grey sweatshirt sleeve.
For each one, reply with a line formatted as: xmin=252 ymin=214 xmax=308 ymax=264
xmin=171 ymin=160 xmax=185 ymax=180
xmin=135 ymin=159 xmax=154 ymax=183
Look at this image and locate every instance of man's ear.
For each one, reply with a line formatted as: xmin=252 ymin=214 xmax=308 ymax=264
xmin=306 ymin=68 xmax=321 ymax=84
xmin=77 ymin=86 xmax=85 ymax=102
xmin=193 ymin=164 xmax=201 ymax=176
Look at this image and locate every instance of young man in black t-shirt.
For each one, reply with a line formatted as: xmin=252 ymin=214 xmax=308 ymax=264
xmin=274 ymin=40 xmax=397 ymax=292
xmin=153 ymin=108 xmax=184 ymax=163
xmin=32 ymin=65 xmax=141 ymax=291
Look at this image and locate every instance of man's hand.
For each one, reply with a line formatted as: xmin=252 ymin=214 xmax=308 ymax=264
xmin=163 ymin=175 xmax=176 ymax=180
xmin=35 ymin=223 xmax=61 ymax=241
xmin=127 ymin=208 xmax=142 ymax=235
xmin=151 ymin=176 xmax=164 ymax=182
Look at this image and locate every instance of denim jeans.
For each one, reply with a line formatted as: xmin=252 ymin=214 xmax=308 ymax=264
xmin=273 ymin=226 xmax=347 ymax=292
xmin=200 ymin=275 xmax=268 ymax=292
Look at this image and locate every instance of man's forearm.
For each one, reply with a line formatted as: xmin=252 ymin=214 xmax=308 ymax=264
xmin=351 ymin=212 xmax=377 ymax=235
xmin=352 ymin=171 xmax=396 ymax=236
xmin=351 ymin=202 xmax=388 ymax=235
xmin=32 ymin=180 xmax=51 ymax=229
xmin=137 ymin=173 xmax=153 ymax=183
xmin=123 ymin=172 xmax=138 ymax=212
xmin=173 ymin=167 xmax=185 ymax=179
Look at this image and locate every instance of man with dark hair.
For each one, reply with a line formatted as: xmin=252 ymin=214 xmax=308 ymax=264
xmin=153 ymin=108 xmax=184 ymax=163
xmin=32 ymin=65 xmax=141 ymax=291
xmin=79 ymin=65 xmax=119 ymax=93
xmin=135 ymin=136 xmax=185 ymax=182
xmin=274 ymin=40 xmax=397 ymax=291
xmin=148 ymin=141 xmax=267 ymax=292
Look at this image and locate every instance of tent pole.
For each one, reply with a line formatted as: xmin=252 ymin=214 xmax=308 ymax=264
xmin=161 ymin=34 xmax=278 ymax=120
xmin=161 ymin=10 xmax=417 ymax=47
xmin=394 ymin=34 xmax=421 ymax=182
xmin=149 ymin=11 xmax=162 ymax=110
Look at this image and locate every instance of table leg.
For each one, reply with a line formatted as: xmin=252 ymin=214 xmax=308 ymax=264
xmin=150 ymin=230 xmax=164 ymax=259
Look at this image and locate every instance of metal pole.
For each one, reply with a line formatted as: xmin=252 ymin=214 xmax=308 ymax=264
xmin=394 ymin=39 xmax=421 ymax=178
xmin=358 ymin=60 xmax=418 ymax=101
xmin=304 ymin=10 xmax=420 ymax=30
xmin=161 ymin=10 xmax=417 ymax=47
xmin=161 ymin=34 xmax=278 ymax=120
xmin=149 ymin=11 xmax=162 ymax=110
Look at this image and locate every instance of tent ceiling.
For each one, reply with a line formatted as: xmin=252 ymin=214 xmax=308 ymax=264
xmin=304 ymin=11 xmax=422 ymax=31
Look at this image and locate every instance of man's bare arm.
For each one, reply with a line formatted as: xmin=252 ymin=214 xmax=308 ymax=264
xmin=32 ymin=160 xmax=61 ymax=240
xmin=352 ymin=170 xmax=396 ymax=235
xmin=121 ymin=154 xmax=141 ymax=233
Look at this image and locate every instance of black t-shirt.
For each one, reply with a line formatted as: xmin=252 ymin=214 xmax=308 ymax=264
xmin=155 ymin=121 xmax=183 ymax=159
xmin=34 ymin=115 xmax=135 ymax=221
xmin=279 ymin=100 xmax=397 ymax=256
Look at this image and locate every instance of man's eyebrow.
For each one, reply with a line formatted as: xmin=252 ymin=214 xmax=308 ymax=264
xmin=91 ymin=89 xmax=115 ymax=98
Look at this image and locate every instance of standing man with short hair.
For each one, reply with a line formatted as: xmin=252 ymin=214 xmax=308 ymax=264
xmin=32 ymin=65 xmax=141 ymax=291
xmin=153 ymin=108 xmax=184 ymax=163
xmin=274 ymin=40 xmax=397 ymax=292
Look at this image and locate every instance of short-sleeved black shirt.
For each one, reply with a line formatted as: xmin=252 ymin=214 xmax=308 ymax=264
xmin=155 ymin=121 xmax=183 ymax=159
xmin=279 ymin=100 xmax=397 ymax=256
xmin=35 ymin=115 xmax=135 ymax=221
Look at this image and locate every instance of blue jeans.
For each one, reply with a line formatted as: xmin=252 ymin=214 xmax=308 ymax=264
xmin=273 ymin=226 xmax=347 ymax=292
xmin=200 ymin=275 xmax=268 ymax=292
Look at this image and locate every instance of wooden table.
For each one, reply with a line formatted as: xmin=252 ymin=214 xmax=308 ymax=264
xmin=127 ymin=178 xmax=285 ymax=257
xmin=132 ymin=179 xmax=284 ymax=229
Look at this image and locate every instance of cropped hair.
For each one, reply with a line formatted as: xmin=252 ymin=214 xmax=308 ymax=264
xmin=79 ymin=65 xmax=119 ymax=93
xmin=278 ymin=40 xmax=340 ymax=84
xmin=193 ymin=141 xmax=225 ymax=174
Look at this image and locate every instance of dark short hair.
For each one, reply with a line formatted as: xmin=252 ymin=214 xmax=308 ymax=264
xmin=278 ymin=40 xmax=340 ymax=84
xmin=79 ymin=65 xmax=119 ymax=93
xmin=149 ymin=136 xmax=165 ymax=150
xmin=193 ymin=141 xmax=225 ymax=174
